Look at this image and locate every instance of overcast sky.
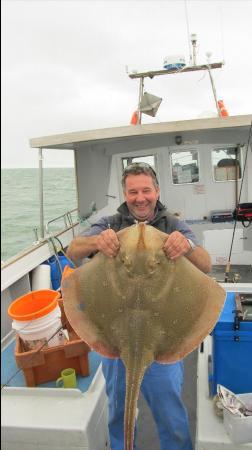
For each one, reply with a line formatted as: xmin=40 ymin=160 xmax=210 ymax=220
xmin=2 ymin=0 xmax=252 ymax=168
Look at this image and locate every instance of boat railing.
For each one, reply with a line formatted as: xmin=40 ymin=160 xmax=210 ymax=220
xmin=45 ymin=208 xmax=79 ymax=238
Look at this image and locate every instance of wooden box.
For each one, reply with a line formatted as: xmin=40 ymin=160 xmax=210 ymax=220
xmin=15 ymin=298 xmax=90 ymax=387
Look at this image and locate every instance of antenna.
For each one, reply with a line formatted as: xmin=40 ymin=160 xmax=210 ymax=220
xmin=190 ymin=33 xmax=197 ymax=66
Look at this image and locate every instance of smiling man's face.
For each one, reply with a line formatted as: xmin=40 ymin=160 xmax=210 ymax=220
xmin=124 ymin=173 xmax=160 ymax=222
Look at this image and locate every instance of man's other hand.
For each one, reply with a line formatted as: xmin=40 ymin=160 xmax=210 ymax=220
xmin=96 ymin=229 xmax=120 ymax=258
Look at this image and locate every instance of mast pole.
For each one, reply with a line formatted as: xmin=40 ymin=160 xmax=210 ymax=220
xmin=137 ymin=77 xmax=144 ymax=124
xmin=207 ymin=66 xmax=221 ymax=117
xmin=38 ymin=147 xmax=45 ymax=239
xmin=206 ymin=52 xmax=221 ymax=117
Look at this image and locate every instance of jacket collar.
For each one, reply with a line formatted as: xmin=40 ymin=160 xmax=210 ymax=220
xmin=117 ymin=200 xmax=167 ymax=225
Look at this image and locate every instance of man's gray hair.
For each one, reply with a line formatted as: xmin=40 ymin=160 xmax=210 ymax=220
xmin=122 ymin=162 xmax=159 ymax=189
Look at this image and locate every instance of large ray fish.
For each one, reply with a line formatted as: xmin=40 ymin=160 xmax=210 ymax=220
xmin=62 ymin=223 xmax=226 ymax=450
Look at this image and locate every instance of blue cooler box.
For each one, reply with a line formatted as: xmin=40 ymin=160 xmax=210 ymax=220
xmin=210 ymin=291 xmax=252 ymax=396
xmin=46 ymin=253 xmax=74 ymax=290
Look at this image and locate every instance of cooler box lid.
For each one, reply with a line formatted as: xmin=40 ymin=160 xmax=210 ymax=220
xmin=213 ymin=292 xmax=252 ymax=332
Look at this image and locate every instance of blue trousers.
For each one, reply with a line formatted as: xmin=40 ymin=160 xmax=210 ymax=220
xmin=102 ymin=357 xmax=193 ymax=450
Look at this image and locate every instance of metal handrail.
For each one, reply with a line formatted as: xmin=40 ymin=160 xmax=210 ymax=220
xmin=45 ymin=208 xmax=78 ymax=237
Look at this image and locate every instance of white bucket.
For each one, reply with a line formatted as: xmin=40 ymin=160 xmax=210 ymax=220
xmin=32 ymin=264 xmax=52 ymax=290
xmin=12 ymin=305 xmax=65 ymax=350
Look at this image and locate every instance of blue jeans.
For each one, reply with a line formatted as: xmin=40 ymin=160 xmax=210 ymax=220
xmin=102 ymin=357 xmax=193 ymax=450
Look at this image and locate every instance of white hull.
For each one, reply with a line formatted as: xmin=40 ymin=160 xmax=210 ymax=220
xmin=1 ymin=365 xmax=109 ymax=450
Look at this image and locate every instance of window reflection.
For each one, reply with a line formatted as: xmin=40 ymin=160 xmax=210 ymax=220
xmin=122 ymin=155 xmax=156 ymax=170
xmin=212 ymin=147 xmax=242 ymax=181
xmin=171 ymin=151 xmax=199 ymax=184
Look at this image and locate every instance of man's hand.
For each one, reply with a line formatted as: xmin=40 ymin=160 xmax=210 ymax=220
xmin=96 ymin=229 xmax=120 ymax=258
xmin=163 ymin=231 xmax=191 ymax=260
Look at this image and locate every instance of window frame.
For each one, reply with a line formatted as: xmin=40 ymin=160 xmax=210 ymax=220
xmin=121 ymin=155 xmax=157 ymax=173
xmin=170 ymin=149 xmax=200 ymax=186
xmin=211 ymin=146 xmax=243 ymax=183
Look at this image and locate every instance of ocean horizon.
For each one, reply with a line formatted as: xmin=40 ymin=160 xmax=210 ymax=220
xmin=1 ymin=168 xmax=77 ymax=261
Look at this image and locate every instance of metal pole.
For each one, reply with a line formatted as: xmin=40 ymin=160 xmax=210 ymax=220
xmin=38 ymin=147 xmax=45 ymax=239
xmin=190 ymin=34 xmax=197 ymax=66
xmin=137 ymin=77 xmax=144 ymax=124
xmin=207 ymin=66 xmax=221 ymax=117
xmin=192 ymin=43 xmax=197 ymax=66
xmin=235 ymin=146 xmax=239 ymax=207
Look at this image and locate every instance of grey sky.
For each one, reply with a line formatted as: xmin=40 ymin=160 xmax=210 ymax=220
xmin=2 ymin=0 xmax=252 ymax=168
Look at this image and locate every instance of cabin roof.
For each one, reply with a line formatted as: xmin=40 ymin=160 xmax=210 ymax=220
xmin=29 ymin=115 xmax=252 ymax=150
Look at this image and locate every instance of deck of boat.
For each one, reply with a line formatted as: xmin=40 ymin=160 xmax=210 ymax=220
xmin=2 ymin=266 xmax=252 ymax=449
xmin=137 ymin=350 xmax=197 ymax=449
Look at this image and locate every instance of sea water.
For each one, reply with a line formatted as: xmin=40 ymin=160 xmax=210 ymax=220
xmin=1 ymin=168 xmax=78 ymax=262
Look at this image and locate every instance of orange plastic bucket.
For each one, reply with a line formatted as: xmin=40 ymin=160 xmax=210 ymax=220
xmin=8 ymin=289 xmax=61 ymax=322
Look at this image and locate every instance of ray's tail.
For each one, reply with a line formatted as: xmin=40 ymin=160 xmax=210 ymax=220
xmin=121 ymin=348 xmax=154 ymax=450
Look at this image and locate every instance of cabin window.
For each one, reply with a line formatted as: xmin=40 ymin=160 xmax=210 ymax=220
xmin=171 ymin=150 xmax=199 ymax=184
xmin=212 ymin=147 xmax=242 ymax=182
xmin=122 ymin=155 xmax=156 ymax=171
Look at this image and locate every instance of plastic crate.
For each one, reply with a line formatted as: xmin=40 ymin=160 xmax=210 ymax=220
xmin=15 ymin=298 xmax=90 ymax=387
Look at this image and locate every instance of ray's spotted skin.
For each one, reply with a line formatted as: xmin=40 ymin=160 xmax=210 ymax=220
xmin=62 ymin=223 xmax=226 ymax=450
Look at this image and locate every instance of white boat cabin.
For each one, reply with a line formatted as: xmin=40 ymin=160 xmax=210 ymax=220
xmin=30 ymin=114 xmax=252 ymax=266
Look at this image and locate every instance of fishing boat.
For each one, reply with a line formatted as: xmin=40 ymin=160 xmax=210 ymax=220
xmin=2 ymin=56 xmax=252 ymax=449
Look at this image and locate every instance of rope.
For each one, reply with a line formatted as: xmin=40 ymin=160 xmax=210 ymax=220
xmin=237 ymin=123 xmax=252 ymax=206
xmin=52 ymin=235 xmax=77 ymax=268
xmin=48 ymin=236 xmax=63 ymax=275
xmin=79 ymin=216 xmax=92 ymax=227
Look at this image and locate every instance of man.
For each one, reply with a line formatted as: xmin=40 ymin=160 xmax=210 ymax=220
xmin=67 ymin=162 xmax=211 ymax=450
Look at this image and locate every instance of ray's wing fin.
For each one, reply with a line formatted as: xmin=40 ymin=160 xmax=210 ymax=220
xmin=62 ymin=258 xmax=120 ymax=358
xmin=154 ymin=254 xmax=226 ymax=363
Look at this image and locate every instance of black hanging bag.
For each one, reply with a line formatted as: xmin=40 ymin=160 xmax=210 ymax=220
xmin=233 ymin=203 xmax=252 ymax=227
